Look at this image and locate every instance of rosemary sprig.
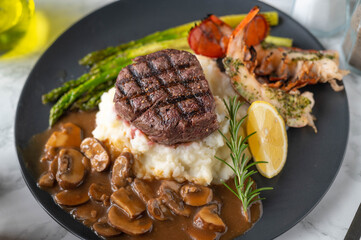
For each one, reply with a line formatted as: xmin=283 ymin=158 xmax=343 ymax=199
xmin=215 ymin=97 xmax=273 ymax=221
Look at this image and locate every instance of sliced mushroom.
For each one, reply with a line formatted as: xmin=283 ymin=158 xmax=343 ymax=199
xmin=42 ymin=123 xmax=82 ymax=161
xmin=72 ymin=204 xmax=98 ymax=225
xmin=41 ymin=146 xmax=57 ymax=162
xmin=193 ymin=205 xmax=225 ymax=232
xmin=89 ymin=183 xmax=110 ymax=202
xmin=108 ymin=206 xmax=152 ymax=235
xmin=49 ymin=158 xmax=58 ymax=177
xmin=101 ymin=194 xmax=110 ymax=207
xmin=80 ymin=138 xmax=110 ymax=172
xmin=55 ymin=189 xmax=89 ymax=206
xmin=111 ymin=152 xmax=134 ymax=188
xmin=38 ymin=172 xmax=55 ymax=188
xmin=89 ymin=183 xmax=110 ymax=206
xmin=147 ymin=197 xmax=172 ymax=221
xmin=93 ymin=221 xmax=121 ymax=237
xmin=111 ymin=187 xmax=145 ymax=219
xmin=158 ymin=181 xmax=191 ymax=217
xmin=38 ymin=157 xmax=59 ymax=188
xmin=131 ymin=178 xmax=154 ymax=203
xmin=82 ymin=156 xmax=92 ymax=172
xmin=103 ymin=140 xmax=122 ymax=161
xmin=158 ymin=180 xmax=181 ymax=193
xmin=46 ymin=123 xmax=82 ymax=148
xmin=56 ymin=148 xmax=86 ymax=189
xmin=180 ymin=184 xmax=213 ymax=206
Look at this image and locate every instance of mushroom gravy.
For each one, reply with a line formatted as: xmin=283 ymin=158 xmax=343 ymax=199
xmin=24 ymin=111 xmax=262 ymax=240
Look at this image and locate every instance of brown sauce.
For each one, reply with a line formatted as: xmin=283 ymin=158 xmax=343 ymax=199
xmin=23 ymin=111 xmax=262 ymax=240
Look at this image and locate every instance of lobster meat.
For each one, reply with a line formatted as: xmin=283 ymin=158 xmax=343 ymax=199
xmin=188 ymin=7 xmax=347 ymax=93
xmin=188 ymin=7 xmax=348 ymax=131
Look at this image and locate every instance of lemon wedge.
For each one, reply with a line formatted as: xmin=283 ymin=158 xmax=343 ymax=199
xmin=246 ymin=101 xmax=288 ymax=178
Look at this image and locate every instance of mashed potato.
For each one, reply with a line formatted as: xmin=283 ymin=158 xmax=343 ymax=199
xmin=93 ymin=56 xmax=249 ymax=185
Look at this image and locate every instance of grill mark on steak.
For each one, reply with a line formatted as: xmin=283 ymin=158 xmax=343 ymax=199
xmin=145 ymin=56 xmax=186 ymax=124
xmin=146 ymin=53 xmax=202 ymax=123
xmin=117 ymin=68 xmax=192 ymax=99
xmin=127 ymin=64 xmax=155 ymax=118
xmin=114 ymin=49 xmax=218 ymax=145
xmin=123 ymin=55 xmax=211 ymax=122
xmin=163 ymin=53 xmax=206 ymax=120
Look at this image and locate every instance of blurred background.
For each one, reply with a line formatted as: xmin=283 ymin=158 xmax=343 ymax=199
xmin=0 ymin=0 xmax=115 ymax=58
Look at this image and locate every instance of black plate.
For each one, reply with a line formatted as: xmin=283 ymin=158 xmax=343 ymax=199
xmin=15 ymin=0 xmax=349 ymax=239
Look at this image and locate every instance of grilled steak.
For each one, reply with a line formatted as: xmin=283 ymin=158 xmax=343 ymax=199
xmin=113 ymin=49 xmax=218 ymax=145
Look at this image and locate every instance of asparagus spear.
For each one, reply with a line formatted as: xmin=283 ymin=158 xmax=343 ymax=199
xmin=79 ymin=11 xmax=279 ymax=66
xmin=70 ymin=92 xmax=92 ymax=111
xmin=70 ymin=79 xmax=114 ymax=110
xmin=44 ymin=51 xmax=126 ymax=104
xmin=263 ymin=35 xmax=293 ymax=48
xmin=79 ymin=30 xmax=188 ymax=66
xmin=221 ymin=11 xmax=279 ymax=28
xmin=80 ymin=86 xmax=112 ymax=111
xmin=49 ymin=60 xmax=131 ymax=126
xmin=79 ymin=42 xmax=135 ymax=66
xmin=80 ymin=32 xmax=187 ymax=66
xmin=42 ymin=74 xmax=90 ymax=104
xmin=93 ymin=37 xmax=189 ymax=73
xmin=43 ymin=54 xmax=121 ymax=104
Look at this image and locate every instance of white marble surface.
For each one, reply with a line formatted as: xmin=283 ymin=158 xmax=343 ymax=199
xmin=0 ymin=0 xmax=360 ymax=239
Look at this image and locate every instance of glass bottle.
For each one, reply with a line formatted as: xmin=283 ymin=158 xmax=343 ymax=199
xmin=342 ymin=0 xmax=361 ymax=74
xmin=0 ymin=0 xmax=35 ymax=53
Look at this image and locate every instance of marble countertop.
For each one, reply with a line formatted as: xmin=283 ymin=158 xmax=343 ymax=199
xmin=0 ymin=0 xmax=360 ymax=239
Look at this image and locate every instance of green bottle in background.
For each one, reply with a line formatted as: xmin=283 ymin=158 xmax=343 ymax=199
xmin=0 ymin=0 xmax=35 ymax=52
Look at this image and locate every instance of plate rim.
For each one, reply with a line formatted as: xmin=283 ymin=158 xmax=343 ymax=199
xmin=14 ymin=1 xmax=350 ymax=239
